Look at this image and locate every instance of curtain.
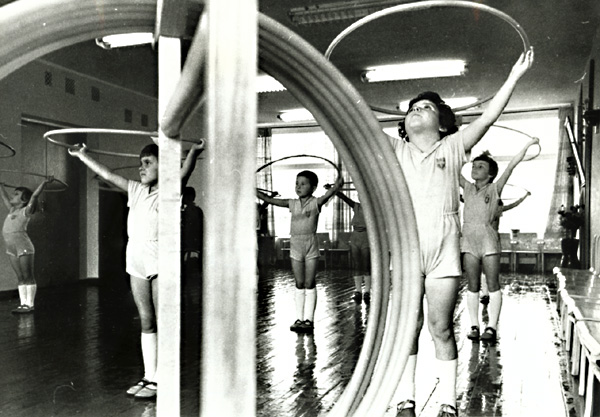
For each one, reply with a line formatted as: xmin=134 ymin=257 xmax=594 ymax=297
xmin=256 ymin=128 xmax=274 ymax=235
xmin=333 ymin=152 xmax=353 ymax=244
xmin=544 ymin=107 xmax=574 ymax=238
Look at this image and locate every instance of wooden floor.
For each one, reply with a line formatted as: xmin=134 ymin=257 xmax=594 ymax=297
xmin=0 ymin=263 xmax=578 ymax=417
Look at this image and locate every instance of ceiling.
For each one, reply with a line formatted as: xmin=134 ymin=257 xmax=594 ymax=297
xmin=3 ymin=0 xmax=600 ymax=126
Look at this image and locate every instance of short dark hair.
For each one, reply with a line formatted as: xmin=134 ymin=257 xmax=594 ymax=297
xmin=473 ymin=152 xmax=499 ymax=183
xmin=15 ymin=187 xmax=33 ymax=203
xmin=297 ymin=170 xmax=318 ymax=187
xmin=140 ymin=144 xmax=159 ymax=160
xmin=398 ymin=91 xmax=459 ymax=140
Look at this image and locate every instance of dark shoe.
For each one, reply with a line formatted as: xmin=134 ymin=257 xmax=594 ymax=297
xmin=396 ymin=399 xmax=416 ymax=417
xmin=352 ymin=291 xmax=362 ymax=302
xmin=480 ymin=295 xmax=490 ymax=305
xmin=299 ymin=320 xmax=314 ymax=333
xmin=364 ymin=292 xmax=371 ymax=305
xmin=467 ymin=325 xmax=480 ymax=341
xmin=290 ymin=319 xmax=304 ymax=332
xmin=480 ymin=327 xmax=497 ymax=343
xmin=437 ymin=404 xmax=458 ymax=417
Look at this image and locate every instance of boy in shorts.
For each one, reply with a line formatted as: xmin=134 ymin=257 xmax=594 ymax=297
xmin=257 ymin=171 xmax=342 ymax=333
xmin=391 ymin=48 xmax=534 ymax=417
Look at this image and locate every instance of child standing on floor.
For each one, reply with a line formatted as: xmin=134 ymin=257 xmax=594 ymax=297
xmin=391 ymin=48 xmax=534 ymax=417
xmin=326 ymin=185 xmax=371 ymax=304
xmin=479 ymin=191 xmax=531 ymax=304
xmin=257 ymin=171 xmax=342 ymax=333
xmin=1 ymin=177 xmax=54 ymax=313
xmin=69 ymin=140 xmax=204 ymax=399
xmin=461 ymin=138 xmax=539 ymax=343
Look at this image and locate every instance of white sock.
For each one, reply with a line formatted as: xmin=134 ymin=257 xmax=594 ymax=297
xmin=393 ymin=354 xmax=417 ymax=404
xmin=353 ymin=276 xmax=362 ymax=292
xmin=17 ymin=285 xmax=26 ymax=305
xmin=141 ymin=332 xmax=157 ymax=382
xmin=26 ymin=284 xmax=37 ymax=307
xmin=467 ymin=291 xmax=480 ymax=328
xmin=304 ymin=288 xmax=317 ymax=322
xmin=436 ymin=358 xmax=457 ymax=407
xmin=488 ymin=290 xmax=503 ymax=329
xmin=295 ymin=289 xmax=305 ymax=321
xmin=364 ymin=275 xmax=372 ymax=293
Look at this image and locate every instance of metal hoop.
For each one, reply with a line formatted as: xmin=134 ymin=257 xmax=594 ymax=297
xmin=501 ymin=183 xmax=531 ymax=202
xmin=0 ymin=135 xmax=16 ymax=158
xmin=325 ymin=0 xmax=532 ymax=115
xmin=256 ymin=154 xmax=342 ymax=183
xmin=491 ymin=125 xmax=541 ymax=161
xmin=0 ymin=169 xmax=68 ymax=192
xmin=44 ymin=127 xmax=203 ymax=158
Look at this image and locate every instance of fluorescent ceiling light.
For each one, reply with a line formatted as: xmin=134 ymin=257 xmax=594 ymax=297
xmin=257 ymin=74 xmax=286 ymax=93
xmin=95 ymin=33 xmax=154 ymax=49
xmin=362 ymin=60 xmax=467 ymax=83
xmin=398 ymin=96 xmax=479 ymax=112
xmin=277 ymin=109 xmax=315 ymax=122
xmin=289 ymin=0 xmax=402 ymax=25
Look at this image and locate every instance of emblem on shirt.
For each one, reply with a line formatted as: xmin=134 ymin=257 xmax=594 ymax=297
xmin=436 ymin=157 xmax=446 ymax=169
xmin=485 ymin=195 xmax=490 ymax=204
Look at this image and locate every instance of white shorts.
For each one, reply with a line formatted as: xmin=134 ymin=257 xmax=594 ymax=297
xmin=419 ymin=214 xmax=462 ymax=279
xmin=126 ymin=239 xmax=158 ymax=279
xmin=461 ymin=224 xmax=501 ymax=259
xmin=290 ymin=234 xmax=320 ymax=262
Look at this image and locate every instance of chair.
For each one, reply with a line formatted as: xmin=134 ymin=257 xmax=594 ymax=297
xmin=512 ymin=232 xmax=543 ymax=273
xmin=316 ymin=232 xmax=331 ymax=268
xmin=332 ymin=231 xmax=352 ymax=269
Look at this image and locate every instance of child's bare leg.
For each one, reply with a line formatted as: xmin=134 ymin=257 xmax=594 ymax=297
xmin=291 ymin=259 xmax=306 ymax=323
xmin=482 ymin=254 xmax=501 ymax=332
xmin=130 ymin=276 xmax=158 ymax=383
xmin=425 ymin=276 xmax=460 ymax=408
xmin=303 ymin=258 xmax=319 ymax=323
xmin=8 ymin=255 xmax=26 ymax=306
xmin=393 ymin=292 xmax=424 ymax=409
xmin=19 ymin=254 xmax=36 ymax=307
xmin=350 ymin=243 xmax=362 ymax=299
xmin=463 ymin=253 xmax=482 ymax=330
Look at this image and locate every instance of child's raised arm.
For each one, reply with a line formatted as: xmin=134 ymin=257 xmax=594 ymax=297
xmin=25 ymin=176 xmax=54 ymax=215
xmin=317 ymin=176 xmax=343 ymax=208
xmin=257 ymin=190 xmax=289 ymax=208
xmin=69 ymin=144 xmax=129 ymax=192
xmin=181 ymin=140 xmax=205 ymax=187
xmin=325 ymin=183 xmax=355 ymax=208
xmin=495 ymin=137 xmax=539 ymax=193
xmin=462 ymin=48 xmax=534 ymax=152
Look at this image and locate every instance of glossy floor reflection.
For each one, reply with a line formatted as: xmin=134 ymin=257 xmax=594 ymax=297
xmin=0 ymin=267 xmax=576 ymax=416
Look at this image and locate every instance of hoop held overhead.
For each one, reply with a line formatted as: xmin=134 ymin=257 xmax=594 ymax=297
xmin=0 ymin=138 xmax=16 ymax=158
xmin=44 ymin=128 xmax=204 ymax=159
xmin=256 ymin=154 xmax=342 ymax=185
xmin=324 ymin=0 xmax=532 ymax=115
xmin=0 ymin=169 xmax=68 ymax=192
xmin=492 ymin=125 xmax=541 ymax=161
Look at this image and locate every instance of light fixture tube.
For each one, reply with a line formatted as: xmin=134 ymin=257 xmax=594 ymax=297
xmin=362 ymin=60 xmax=467 ymax=83
xmin=277 ymin=109 xmax=315 ymax=122
xmin=95 ymin=33 xmax=154 ymax=50
xmin=257 ymin=74 xmax=287 ymax=93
